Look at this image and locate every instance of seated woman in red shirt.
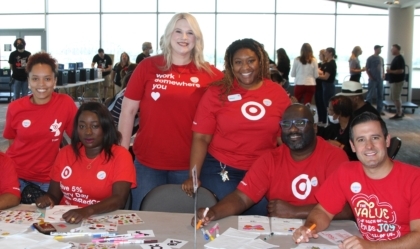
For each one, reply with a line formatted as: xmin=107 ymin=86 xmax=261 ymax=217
xmin=36 ymin=102 xmax=136 ymax=224
xmin=0 ymin=152 xmax=21 ymax=209
xmin=182 ymin=38 xmax=290 ymax=215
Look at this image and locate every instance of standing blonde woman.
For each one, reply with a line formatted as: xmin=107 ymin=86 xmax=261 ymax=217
xmin=291 ymin=43 xmax=318 ymax=105
xmin=118 ymin=13 xmax=224 ymax=210
xmin=111 ymin=52 xmax=131 ymax=94
xmin=349 ymin=46 xmax=365 ymax=82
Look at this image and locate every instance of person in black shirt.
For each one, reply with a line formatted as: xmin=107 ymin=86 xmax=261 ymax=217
xmin=317 ymin=47 xmax=337 ymax=122
xmin=135 ymin=42 xmax=153 ymax=64
xmin=386 ymin=44 xmax=406 ymax=120
xmin=276 ymin=48 xmax=290 ymax=90
xmin=8 ymin=38 xmax=31 ymax=100
xmin=91 ymin=48 xmax=113 ymax=101
xmin=336 ymin=81 xmax=380 ymax=118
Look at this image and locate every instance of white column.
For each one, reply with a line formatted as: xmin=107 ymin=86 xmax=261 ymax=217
xmin=388 ymin=6 xmax=415 ymax=101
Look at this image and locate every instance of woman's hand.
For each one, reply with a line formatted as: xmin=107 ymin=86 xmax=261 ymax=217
xmin=35 ymin=194 xmax=55 ymax=209
xmin=62 ymin=208 xmax=92 ymax=224
xmin=182 ymin=177 xmax=201 ymax=197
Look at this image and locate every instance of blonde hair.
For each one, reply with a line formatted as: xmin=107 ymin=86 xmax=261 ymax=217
xmin=319 ymin=49 xmax=327 ymax=64
xmin=349 ymin=46 xmax=361 ymax=61
xmin=161 ymin=13 xmax=212 ymax=74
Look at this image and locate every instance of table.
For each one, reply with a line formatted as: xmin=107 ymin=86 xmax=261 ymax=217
xmin=4 ymin=205 xmax=361 ymax=249
xmin=55 ymin=79 xmax=104 ymax=104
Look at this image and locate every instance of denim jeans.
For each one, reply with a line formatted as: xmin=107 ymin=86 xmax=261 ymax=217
xmin=366 ymin=79 xmax=384 ymax=113
xmin=19 ymin=179 xmax=50 ymax=193
xmin=131 ymin=159 xmax=189 ymax=211
xmin=322 ymin=81 xmax=336 ymax=112
xmin=200 ymin=153 xmax=268 ymax=216
xmin=13 ymin=79 xmax=28 ymax=100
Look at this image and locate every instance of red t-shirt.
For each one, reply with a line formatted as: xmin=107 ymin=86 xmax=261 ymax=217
xmin=238 ymin=137 xmax=348 ymax=205
xmin=193 ymin=79 xmax=290 ymax=170
xmin=50 ymin=145 xmax=136 ymax=207
xmin=0 ymin=152 xmax=20 ymax=198
xmin=124 ymin=55 xmax=224 ymax=170
xmin=316 ymin=161 xmax=420 ymax=241
xmin=3 ymin=93 xmax=77 ymax=182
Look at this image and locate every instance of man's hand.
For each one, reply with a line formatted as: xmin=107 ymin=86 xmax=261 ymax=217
xmin=293 ymin=225 xmax=318 ymax=243
xmin=339 ymin=235 xmax=372 ymax=249
xmin=268 ymin=199 xmax=299 ymax=218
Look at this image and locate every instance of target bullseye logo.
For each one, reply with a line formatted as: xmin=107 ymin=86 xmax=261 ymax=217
xmin=241 ymin=101 xmax=266 ymax=121
xmin=61 ymin=166 xmax=72 ymax=179
xmin=292 ymin=174 xmax=312 ymax=200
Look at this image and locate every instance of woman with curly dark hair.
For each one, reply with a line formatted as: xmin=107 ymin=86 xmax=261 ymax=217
xmin=3 ymin=52 xmax=77 ymax=194
xmin=182 ymin=38 xmax=290 ymax=215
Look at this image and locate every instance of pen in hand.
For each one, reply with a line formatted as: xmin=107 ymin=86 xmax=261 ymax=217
xmin=196 ymin=207 xmax=209 ymax=230
xmin=296 ymin=224 xmax=316 ymax=243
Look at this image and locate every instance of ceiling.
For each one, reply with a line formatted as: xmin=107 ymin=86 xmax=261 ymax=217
xmin=336 ymin=0 xmax=420 ymax=9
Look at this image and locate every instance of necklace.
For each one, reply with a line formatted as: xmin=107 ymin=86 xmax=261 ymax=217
xmin=86 ymin=156 xmax=98 ymax=170
xmin=174 ymin=65 xmax=188 ymax=78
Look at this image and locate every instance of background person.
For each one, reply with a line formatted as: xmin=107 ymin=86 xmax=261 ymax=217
xmin=291 ymin=43 xmax=318 ymax=105
xmin=182 ymin=38 xmax=290 ymax=215
xmin=349 ymin=46 xmax=365 ymax=82
xmin=110 ymin=52 xmax=131 ymax=94
xmin=0 ymin=152 xmax=20 ymax=209
xmin=3 ymin=52 xmax=77 ymax=193
xmin=8 ymin=38 xmax=31 ymax=100
xmin=318 ymin=47 xmax=338 ymax=122
xmin=387 ymin=44 xmax=406 ymax=120
xmin=315 ymin=49 xmax=327 ymax=125
xmin=36 ymin=102 xmax=136 ymax=224
xmin=365 ymin=45 xmax=385 ymax=116
xmin=118 ymin=13 xmax=224 ymax=210
xmin=91 ymin=48 xmax=113 ymax=101
xmin=276 ymin=48 xmax=290 ymax=90
xmin=136 ymin=42 xmax=153 ymax=64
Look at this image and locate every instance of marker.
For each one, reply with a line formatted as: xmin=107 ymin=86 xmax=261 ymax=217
xmin=116 ymin=239 xmax=158 ymax=244
xmin=296 ymin=224 xmax=317 ymax=243
xmin=94 ymin=238 xmax=129 ymax=243
xmin=97 ymin=233 xmax=144 ymax=240
xmin=51 ymin=232 xmax=114 ymax=237
xmin=201 ymin=228 xmax=209 ymax=240
xmin=263 ymin=232 xmax=274 ymax=241
xmin=205 ymin=229 xmax=214 ymax=241
xmin=209 ymin=223 xmax=219 ymax=234
xmin=196 ymin=207 xmax=209 ymax=230
xmin=92 ymin=235 xmax=144 ymax=243
xmin=216 ymin=227 xmax=220 ymax=238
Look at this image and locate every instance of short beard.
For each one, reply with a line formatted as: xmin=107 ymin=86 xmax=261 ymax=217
xmin=282 ymin=128 xmax=315 ymax=151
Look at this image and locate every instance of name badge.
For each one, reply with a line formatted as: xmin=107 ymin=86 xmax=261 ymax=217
xmin=228 ymin=94 xmax=242 ymax=102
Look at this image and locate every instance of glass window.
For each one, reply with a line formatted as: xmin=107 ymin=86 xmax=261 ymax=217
xmin=276 ymin=0 xmax=335 ymax=14
xmin=47 ymin=0 xmax=99 ymax=13
xmin=414 ymin=8 xmax=420 ymax=15
xmin=102 ymin=14 xmax=157 ymax=65
xmin=158 ymin=14 xmax=216 ymax=65
xmin=412 ymin=16 xmax=420 ymax=88
xmin=276 ymin=14 xmax=335 ymax=83
xmin=47 ymin=14 xmax=100 ymax=68
xmin=337 ymin=2 xmax=388 ymax=15
xmin=158 ymin=0 xmax=215 ymax=13
xmin=102 ymin=0 xmax=157 ymax=13
xmin=217 ymin=0 xmax=274 ymax=13
xmin=335 ymin=15 xmax=389 ymax=84
xmin=0 ymin=15 xmax=45 ymax=29
xmin=216 ymin=14 xmax=275 ymax=69
xmin=0 ymin=0 xmax=44 ymax=13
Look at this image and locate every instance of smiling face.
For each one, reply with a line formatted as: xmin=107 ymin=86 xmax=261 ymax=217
xmin=28 ymin=63 xmax=56 ymax=105
xmin=170 ymin=19 xmax=196 ymax=58
xmin=350 ymin=121 xmax=390 ymax=168
xmin=77 ymin=111 xmax=104 ymax=150
xmin=281 ymin=105 xmax=316 ymax=151
xmin=232 ymin=48 xmax=261 ymax=89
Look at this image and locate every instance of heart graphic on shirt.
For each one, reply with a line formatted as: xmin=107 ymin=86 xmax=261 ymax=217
xmin=151 ymin=92 xmax=160 ymax=101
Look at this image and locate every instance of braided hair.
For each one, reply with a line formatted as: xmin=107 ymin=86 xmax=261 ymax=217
xmin=213 ymin=38 xmax=270 ymax=100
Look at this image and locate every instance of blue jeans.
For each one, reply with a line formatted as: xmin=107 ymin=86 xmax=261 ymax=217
xmin=131 ymin=159 xmax=189 ymax=211
xmin=19 ymin=179 xmax=50 ymax=193
xmin=200 ymin=153 xmax=268 ymax=216
xmin=366 ymin=79 xmax=384 ymax=113
xmin=322 ymin=81 xmax=336 ymax=112
xmin=13 ymin=79 xmax=28 ymax=99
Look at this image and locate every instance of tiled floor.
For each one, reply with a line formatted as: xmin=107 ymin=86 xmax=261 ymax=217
xmin=0 ymin=98 xmax=419 ymax=166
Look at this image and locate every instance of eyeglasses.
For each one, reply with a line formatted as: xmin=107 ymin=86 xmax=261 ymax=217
xmin=279 ymin=119 xmax=312 ymax=130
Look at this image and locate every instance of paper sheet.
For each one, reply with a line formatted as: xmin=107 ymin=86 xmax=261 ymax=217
xmin=0 ymin=210 xmax=41 ymax=225
xmin=162 ymin=238 xmax=188 ymax=248
xmin=0 ymin=222 xmax=32 ymax=236
xmin=205 ymin=228 xmax=275 ymax=249
xmin=238 ymin=216 xmax=270 ymax=235
xmin=44 ymin=205 xmax=79 ymax=223
xmin=318 ymin=229 xmax=353 ymax=244
xmin=127 ymin=230 xmax=155 ymax=237
xmin=70 ymin=242 xmax=117 ymax=249
xmin=270 ymin=217 xmax=303 ymax=235
xmin=140 ymin=243 xmax=172 ymax=249
xmin=0 ymin=230 xmax=70 ymax=249
xmin=291 ymin=243 xmax=339 ymax=249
